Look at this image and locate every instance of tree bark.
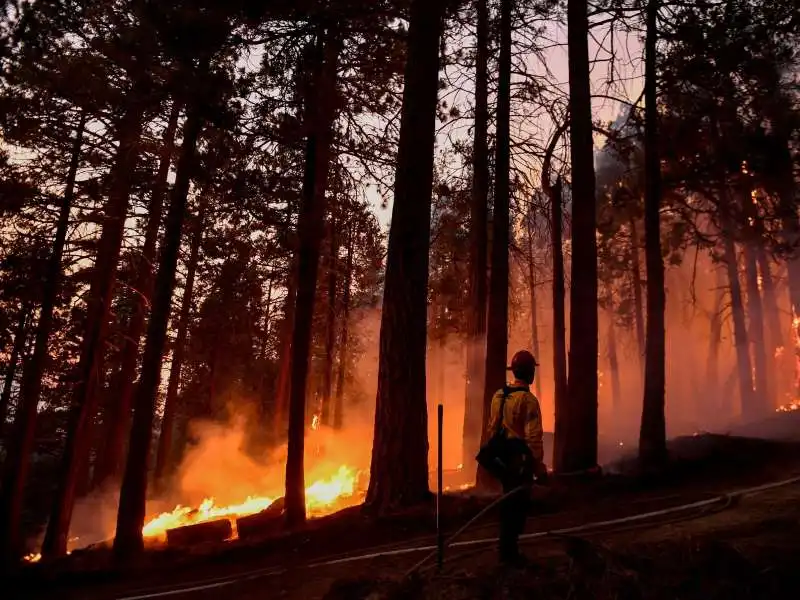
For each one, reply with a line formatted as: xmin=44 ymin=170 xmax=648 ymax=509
xmin=638 ymin=0 xmax=667 ymax=468
xmin=332 ymin=225 xmax=353 ymax=430
xmin=320 ymin=205 xmax=338 ymax=426
xmin=629 ymin=216 xmax=646 ymax=369
xmin=114 ymin=97 xmax=205 ymax=560
xmin=477 ymin=0 xmax=512 ymax=490
xmin=559 ymin=0 xmax=599 ymax=473
xmin=527 ymin=240 xmax=543 ymax=401
xmin=706 ymin=272 xmax=724 ymax=413
xmin=154 ymin=199 xmax=206 ymax=487
xmin=365 ymin=0 xmax=443 ymax=512
xmin=42 ymin=102 xmax=144 ymax=559
xmin=0 ymin=111 xmax=86 ymax=563
xmin=743 ymin=242 xmax=770 ymax=415
xmin=95 ymin=101 xmax=181 ymax=488
xmin=756 ymin=251 xmax=782 ymax=354
xmin=273 ymin=217 xmax=298 ymax=442
xmin=541 ymin=117 xmax=569 ymax=470
xmin=0 ymin=305 xmax=31 ymax=435
xmin=723 ymin=235 xmax=757 ymax=420
xmin=606 ymin=310 xmax=622 ymax=414
xmin=462 ymin=0 xmax=490 ymax=470
xmin=550 ymin=177 xmax=568 ymax=466
xmin=774 ymin=139 xmax=800 ymax=397
xmin=285 ymin=27 xmax=341 ymax=527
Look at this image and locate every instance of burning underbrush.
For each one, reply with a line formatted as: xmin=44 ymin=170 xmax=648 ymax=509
xmin=60 ymin=412 xmax=375 ymax=555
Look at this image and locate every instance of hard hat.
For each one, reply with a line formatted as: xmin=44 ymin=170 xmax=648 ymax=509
xmin=507 ymin=350 xmax=538 ymax=378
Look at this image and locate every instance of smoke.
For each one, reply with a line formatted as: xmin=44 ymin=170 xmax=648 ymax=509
xmin=63 ymin=254 xmax=796 ymax=551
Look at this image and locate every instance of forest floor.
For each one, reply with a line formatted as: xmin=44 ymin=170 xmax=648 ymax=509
xmin=12 ymin=411 xmax=800 ymax=600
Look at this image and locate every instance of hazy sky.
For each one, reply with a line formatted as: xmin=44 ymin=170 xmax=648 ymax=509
xmin=371 ymin=16 xmax=645 ymax=230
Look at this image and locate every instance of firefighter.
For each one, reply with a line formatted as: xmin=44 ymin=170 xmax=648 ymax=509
xmin=486 ymin=349 xmax=546 ymax=565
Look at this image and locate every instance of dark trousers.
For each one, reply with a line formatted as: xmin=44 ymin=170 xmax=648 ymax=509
xmin=499 ymin=474 xmax=531 ymax=560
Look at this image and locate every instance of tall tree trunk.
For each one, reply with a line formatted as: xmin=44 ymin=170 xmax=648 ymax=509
xmin=96 ymin=101 xmax=181 ymax=488
xmin=723 ymin=235 xmax=757 ymax=420
xmin=550 ymin=177 xmax=568 ymax=465
xmin=740 ymin=185 xmax=772 ymax=413
xmin=285 ymin=27 xmax=341 ymax=527
xmin=776 ymin=141 xmax=800 ymax=317
xmin=559 ymin=0 xmax=599 ymax=473
xmin=0 ymin=305 xmax=31 ymax=434
xmin=257 ymin=276 xmax=275 ymax=428
xmin=0 ymin=111 xmax=86 ymax=563
xmin=527 ymin=243 xmax=543 ymax=401
xmin=743 ymin=241 xmax=770 ymax=414
xmin=756 ymin=251 xmax=784 ymax=404
xmin=154 ymin=199 xmax=206 ymax=487
xmin=774 ymin=139 xmax=800 ymax=397
xmin=366 ymin=0 xmax=443 ymax=512
xmin=320 ymin=206 xmax=339 ymax=426
xmin=43 ymin=102 xmax=144 ymax=559
xmin=273 ymin=204 xmax=298 ymax=442
xmin=706 ymin=272 xmax=724 ymax=413
xmin=542 ymin=117 xmax=569 ymax=469
xmin=462 ymin=0 xmax=490 ymax=469
xmin=638 ymin=0 xmax=667 ymax=468
xmin=332 ymin=226 xmax=353 ymax=431
xmin=477 ymin=0 xmax=512 ymax=489
xmin=606 ymin=310 xmax=621 ymax=414
xmin=114 ymin=96 xmax=205 ymax=560
xmin=629 ymin=216 xmax=646 ymax=368
xmin=274 ymin=278 xmax=296 ymax=438
xmin=756 ymin=251 xmax=782 ymax=354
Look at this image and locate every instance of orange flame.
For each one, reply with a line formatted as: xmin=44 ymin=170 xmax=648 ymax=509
xmin=141 ymin=465 xmax=363 ymax=542
xmin=776 ymin=400 xmax=800 ymax=413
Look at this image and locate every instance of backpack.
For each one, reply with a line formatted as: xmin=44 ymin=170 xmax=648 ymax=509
xmin=475 ymin=385 xmax=535 ymax=483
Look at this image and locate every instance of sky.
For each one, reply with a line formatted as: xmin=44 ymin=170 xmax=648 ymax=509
xmin=371 ymin=13 xmax=646 ymax=231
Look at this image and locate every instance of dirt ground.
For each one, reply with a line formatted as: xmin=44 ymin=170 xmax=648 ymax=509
xmin=11 ymin=427 xmax=800 ymax=600
xmin=322 ymin=483 xmax=800 ymax=600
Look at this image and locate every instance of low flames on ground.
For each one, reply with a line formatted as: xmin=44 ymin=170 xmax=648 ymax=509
xmin=142 ymin=463 xmax=365 ymax=542
xmin=143 ymin=413 xmax=366 ymax=542
xmin=23 ymin=465 xmax=364 ymax=563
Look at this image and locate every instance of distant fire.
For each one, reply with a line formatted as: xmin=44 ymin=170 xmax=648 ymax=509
xmin=776 ymin=400 xmax=800 ymax=413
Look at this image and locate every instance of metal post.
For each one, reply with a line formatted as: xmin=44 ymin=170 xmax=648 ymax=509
xmin=437 ymin=403 xmax=444 ymax=571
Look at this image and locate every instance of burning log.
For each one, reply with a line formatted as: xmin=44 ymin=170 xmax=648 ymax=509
xmin=236 ymin=497 xmax=285 ymax=541
xmin=165 ymin=518 xmax=233 ymax=547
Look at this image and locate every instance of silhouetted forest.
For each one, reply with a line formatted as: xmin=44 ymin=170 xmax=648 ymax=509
xmin=0 ymin=0 xmax=798 ymax=567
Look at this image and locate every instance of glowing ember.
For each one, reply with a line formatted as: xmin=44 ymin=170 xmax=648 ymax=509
xmin=777 ymin=400 xmax=800 ymax=413
xmin=23 ymin=552 xmax=41 ymax=563
xmin=792 ymin=307 xmax=800 ymax=398
xmin=142 ymin=465 xmax=362 ymax=541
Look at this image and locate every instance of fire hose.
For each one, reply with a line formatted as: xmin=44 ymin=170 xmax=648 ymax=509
xmin=113 ymin=473 xmax=800 ymax=600
xmin=405 ymin=474 xmax=800 ymax=578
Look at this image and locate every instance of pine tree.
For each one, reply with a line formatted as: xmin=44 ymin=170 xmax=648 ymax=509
xmin=366 ymin=0 xmax=445 ymax=512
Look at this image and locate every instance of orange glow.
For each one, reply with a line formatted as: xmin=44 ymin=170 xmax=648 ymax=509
xmin=141 ymin=465 xmax=363 ymax=542
xmin=776 ymin=400 xmax=800 ymax=413
xmin=792 ymin=308 xmax=800 ymax=400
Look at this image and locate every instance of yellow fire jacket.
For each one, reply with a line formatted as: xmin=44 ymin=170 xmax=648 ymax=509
xmin=486 ymin=386 xmax=545 ymax=464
